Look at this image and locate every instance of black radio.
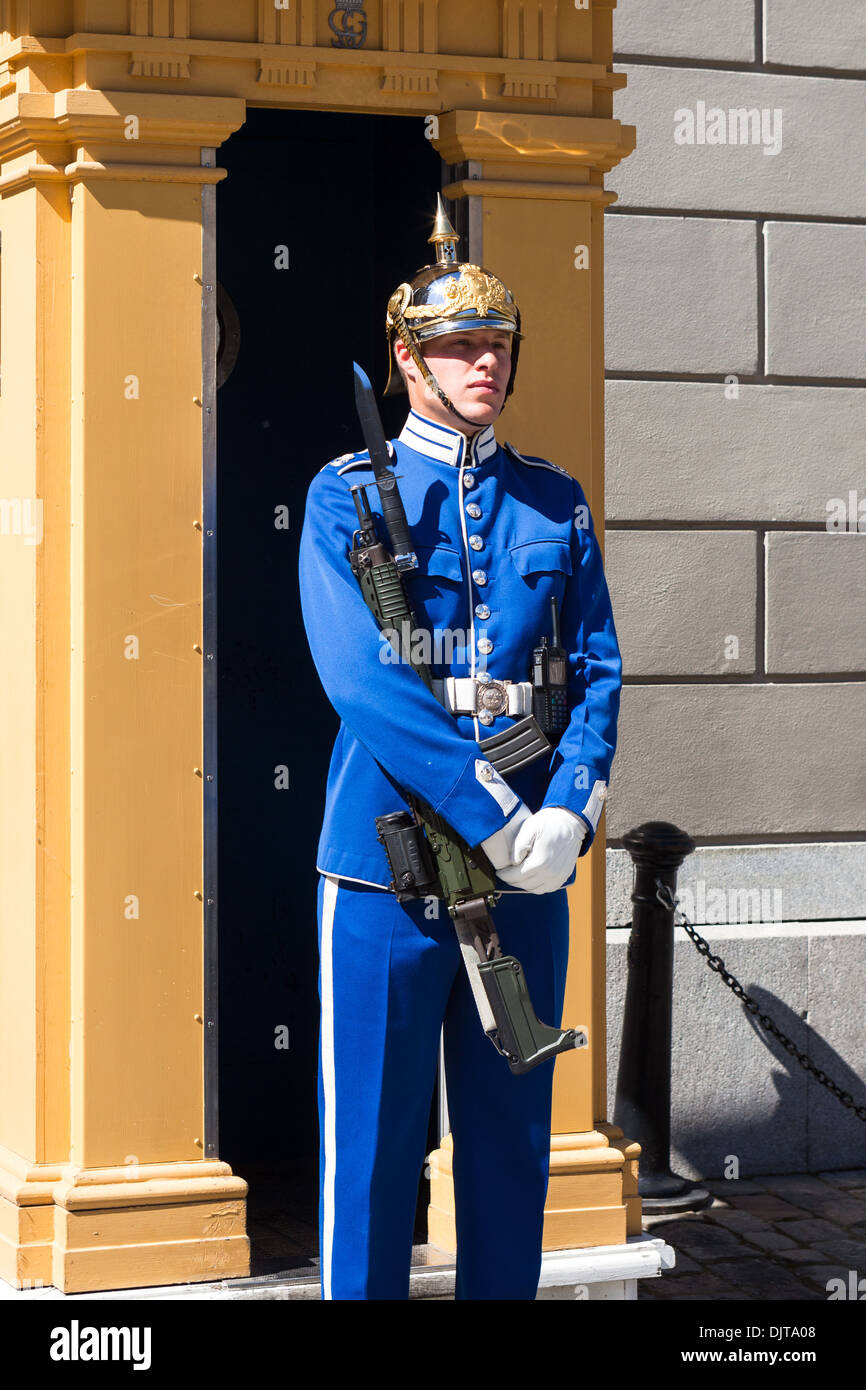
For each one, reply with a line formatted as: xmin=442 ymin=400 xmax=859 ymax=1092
xmin=530 ymin=596 xmax=569 ymax=737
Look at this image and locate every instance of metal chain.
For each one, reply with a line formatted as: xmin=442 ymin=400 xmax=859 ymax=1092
xmin=654 ymin=878 xmax=866 ymax=1124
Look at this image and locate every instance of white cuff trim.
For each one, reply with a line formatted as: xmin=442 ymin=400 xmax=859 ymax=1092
xmin=474 ymin=759 xmax=520 ymax=817
xmin=581 ymin=780 xmax=608 ymax=833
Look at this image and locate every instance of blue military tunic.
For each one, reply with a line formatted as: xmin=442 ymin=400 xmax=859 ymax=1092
xmin=298 ymin=408 xmax=622 ymax=890
xmin=298 ymin=407 xmax=622 ymax=1300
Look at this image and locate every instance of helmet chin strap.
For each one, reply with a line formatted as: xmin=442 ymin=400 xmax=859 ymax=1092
xmin=389 ymin=288 xmax=480 ymax=432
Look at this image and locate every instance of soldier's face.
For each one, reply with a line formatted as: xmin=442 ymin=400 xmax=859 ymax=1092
xmin=396 ymin=330 xmax=513 ymax=434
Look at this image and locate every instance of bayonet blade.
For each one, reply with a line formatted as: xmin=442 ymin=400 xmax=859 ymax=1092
xmin=352 ymin=362 xmax=416 ymax=571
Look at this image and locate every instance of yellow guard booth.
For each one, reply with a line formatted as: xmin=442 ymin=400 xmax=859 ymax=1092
xmin=0 ymin=0 xmax=636 ymax=1293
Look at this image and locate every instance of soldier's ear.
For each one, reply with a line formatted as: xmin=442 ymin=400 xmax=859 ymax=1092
xmin=394 ymin=339 xmax=414 ymax=380
xmin=385 ymin=338 xmax=410 ymax=396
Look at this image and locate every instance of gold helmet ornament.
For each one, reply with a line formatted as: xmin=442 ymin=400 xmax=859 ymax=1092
xmin=385 ymin=195 xmax=523 ymax=427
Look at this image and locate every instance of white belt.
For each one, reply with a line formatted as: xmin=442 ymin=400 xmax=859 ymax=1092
xmin=432 ymin=676 xmax=534 ymax=720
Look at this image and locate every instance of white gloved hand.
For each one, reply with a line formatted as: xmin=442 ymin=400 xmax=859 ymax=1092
xmin=478 ymin=802 xmax=533 ymax=871
xmin=495 ymin=806 xmax=588 ymax=894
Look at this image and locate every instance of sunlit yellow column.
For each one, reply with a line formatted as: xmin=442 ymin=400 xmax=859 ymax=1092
xmin=427 ymin=106 xmax=641 ymax=1253
xmin=0 ymin=88 xmax=251 ymax=1293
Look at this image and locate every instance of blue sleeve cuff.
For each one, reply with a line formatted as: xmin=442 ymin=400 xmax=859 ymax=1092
xmin=435 ymin=752 xmax=526 ymax=850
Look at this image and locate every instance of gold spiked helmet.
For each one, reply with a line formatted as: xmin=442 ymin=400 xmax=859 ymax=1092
xmin=385 ymin=196 xmax=523 ymax=423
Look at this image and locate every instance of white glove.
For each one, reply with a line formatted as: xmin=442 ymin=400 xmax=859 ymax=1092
xmin=495 ymin=806 xmax=588 ymax=894
xmin=478 ymin=802 xmax=533 ymax=871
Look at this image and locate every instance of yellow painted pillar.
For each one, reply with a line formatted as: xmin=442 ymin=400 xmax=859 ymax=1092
xmin=0 ymin=88 xmax=251 ymax=1293
xmin=427 ymin=107 xmax=641 ymax=1253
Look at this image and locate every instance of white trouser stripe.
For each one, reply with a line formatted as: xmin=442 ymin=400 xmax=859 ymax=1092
xmin=320 ymin=873 xmax=339 ymax=1301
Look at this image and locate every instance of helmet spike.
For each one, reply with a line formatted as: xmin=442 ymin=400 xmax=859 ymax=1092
xmin=428 ymin=194 xmax=459 ymax=266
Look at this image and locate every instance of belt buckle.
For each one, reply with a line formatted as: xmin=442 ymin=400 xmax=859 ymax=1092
xmin=475 ymin=677 xmax=509 ymax=718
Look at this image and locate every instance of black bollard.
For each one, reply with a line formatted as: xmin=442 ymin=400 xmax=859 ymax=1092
xmin=613 ymin=822 xmax=712 ymax=1214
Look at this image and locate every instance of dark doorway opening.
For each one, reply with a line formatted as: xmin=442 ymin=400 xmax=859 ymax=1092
xmin=214 ymin=107 xmax=444 ymax=1276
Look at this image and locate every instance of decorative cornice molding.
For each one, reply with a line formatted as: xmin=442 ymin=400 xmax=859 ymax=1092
xmin=0 ymin=89 xmax=247 ymax=166
xmin=382 ymin=0 xmax=439 ymax=55
xmin=0 ymin=159 xmax=227 ymax=197
xmin=0 ymin=31 xmax=627 ymax=101
xmin=256 ymin=0 xmax=315 ymax=47
xmin=129 ymin=49 xmax=191 ymax=79
xmin=443 ymin=176 xmax=618 ymax=205
xmin=435 ymin=109 xmax=636 ymax=176
xmin=381 ymin=64 xmax=438 ymax=94
xmin=502 ymin=0 xmax=559 ymax=64
xmin=502 ymin=75 xmax=558 ymax=100
xmin=129 ymin=0 xmax=191 ymax=41
xmin=257 ymin=59 xmax=317 ymax=88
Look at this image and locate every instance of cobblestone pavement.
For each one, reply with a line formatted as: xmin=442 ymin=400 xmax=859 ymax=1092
xmin=639 ymin=1169 xmax=866 ymax=1300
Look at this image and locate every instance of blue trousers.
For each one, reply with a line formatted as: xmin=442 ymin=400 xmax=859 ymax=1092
xmin=316 ymin=873 xmax=570 ymax=1300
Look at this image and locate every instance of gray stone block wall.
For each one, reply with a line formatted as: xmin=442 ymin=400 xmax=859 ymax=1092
xmin=605 ymin=217 xmax=758 ymax=373
xmin=606 ymin=924 xmax=866 ymax=1177
xmin=765 ymin=534 xmax=866 ymax=673
xmin=615 ymin=0 xmax=755 ymax=63
xmin=605 ymin=10 xmax=866 ymax=862
xmin=608 ymin=683 xmax=866 ymax=839
xmin=764 ymin=0 xmax=866 ymax=71
xmin=607 ymin=843 xmax=866 ymax=929
xmin=606 ymin=382 xmax=865 ymax=523
xmin=602 ymin=7 xmax=866 ymax=1180
xmin=605 ymin=530 xmax=758 ymax=675
xmin=607 ymin=68 xmax=866 ymax=218
xmin=764 ymin=223 xmax=866 ymax=378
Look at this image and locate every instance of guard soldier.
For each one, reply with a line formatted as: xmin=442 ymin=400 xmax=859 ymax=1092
xmin=298 ymin=197 xmax=622 ymax=1300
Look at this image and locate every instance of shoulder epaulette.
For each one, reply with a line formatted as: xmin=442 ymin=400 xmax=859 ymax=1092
xmin=336 ymin=452 xmax=373 ymax=475
xmin=317 ymin=450 xmax=366 ymax=474
xmin=318 ymin=442 xmax=395 ymax=476
xmin=503 ymin=441 xmax=572 ymax=479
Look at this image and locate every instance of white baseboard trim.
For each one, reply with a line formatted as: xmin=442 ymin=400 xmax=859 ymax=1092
xmin=0 ymin=1235 xmax=676 ymax=1302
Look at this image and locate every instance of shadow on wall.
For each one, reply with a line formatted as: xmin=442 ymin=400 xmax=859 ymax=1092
xmin=669 ymin=987 xmax=866 ymax=1181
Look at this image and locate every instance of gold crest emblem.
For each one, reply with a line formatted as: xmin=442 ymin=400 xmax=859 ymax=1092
xmin=403 ymin=266 xmax=517 ymax=325
xmin=443 ymin=265 xmax=513 ymax=319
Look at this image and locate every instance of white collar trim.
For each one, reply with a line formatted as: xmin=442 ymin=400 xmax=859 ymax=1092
xmin=398 ymin=409 xmax=498 ymax=467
